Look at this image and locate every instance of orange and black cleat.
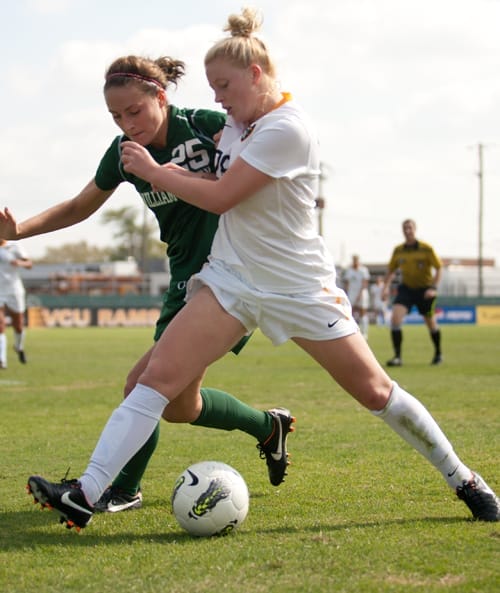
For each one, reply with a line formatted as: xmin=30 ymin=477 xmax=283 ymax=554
xmin=27 ymin=475 xmax=94 ymax=530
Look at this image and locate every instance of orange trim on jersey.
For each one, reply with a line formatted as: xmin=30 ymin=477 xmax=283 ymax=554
xmin=271 ymin=92 xmax=292 ymax=112
xmin=240 ymin=93 xmax=293 ymax=141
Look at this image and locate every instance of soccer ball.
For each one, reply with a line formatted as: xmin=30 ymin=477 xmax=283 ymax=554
xmin=171 ymin=461 xmax=249 ymax=537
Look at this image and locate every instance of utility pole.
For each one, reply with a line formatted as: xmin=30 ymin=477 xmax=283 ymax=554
xmin=476 ymin=143 xmax=484 ymax=297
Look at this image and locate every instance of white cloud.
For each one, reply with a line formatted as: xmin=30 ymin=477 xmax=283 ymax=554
xmin=3 ymin=0 xmax=500 ymax=267
xmin=28 ymin=0 xmax=73 ymax=14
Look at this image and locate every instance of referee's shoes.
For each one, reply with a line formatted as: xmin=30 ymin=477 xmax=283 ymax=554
xmin=386 ymin=357 xmax=402 ymax=367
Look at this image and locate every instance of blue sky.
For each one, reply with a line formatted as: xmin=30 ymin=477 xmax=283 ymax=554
xmin=2 ymin=0 xmax=500 ymax=266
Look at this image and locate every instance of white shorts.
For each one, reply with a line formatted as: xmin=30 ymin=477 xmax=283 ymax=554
xmin=187 ymin=259 xmax=359 ymax=346
xmin=0 ymin=292 xmax=25 ymax=314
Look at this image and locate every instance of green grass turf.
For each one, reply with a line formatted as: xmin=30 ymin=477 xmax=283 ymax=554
xmin=0 ymin=325 xmax=498 ymax=593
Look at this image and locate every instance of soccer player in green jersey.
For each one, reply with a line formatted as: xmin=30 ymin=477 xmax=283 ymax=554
xmin=0 ymin=54 xmax=295 ymax=512
xmin=383 ymin=219 xmax=443 ymax=367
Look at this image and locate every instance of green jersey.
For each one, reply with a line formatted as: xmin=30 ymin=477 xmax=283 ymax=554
xmin=94 ymin=105 xmax=225 ymax=338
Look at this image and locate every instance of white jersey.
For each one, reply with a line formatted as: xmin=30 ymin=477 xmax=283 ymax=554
xmin=0 ymin=242 xmax=27 ymax=297
xmin=212 ymin=99 xmax=336 ymax=293
xmin=343 ymin=265 xmax=370 ymax=307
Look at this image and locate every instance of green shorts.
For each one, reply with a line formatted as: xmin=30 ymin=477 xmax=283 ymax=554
xmin=153 ymin=284 xmax=251 ymax=354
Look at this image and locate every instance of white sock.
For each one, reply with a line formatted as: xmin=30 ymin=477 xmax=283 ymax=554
xmin=0 ymin=333 xmax=7 ymax=365
xmin=14 ymin=330 xmax=24 ymax=351
xmin=360 ymin=315 xmax=369 ymax=338
xmin=80 ymin=383 xmax=169 ymax=504
xmin=372 ymin=382 xmax=471 ymax=488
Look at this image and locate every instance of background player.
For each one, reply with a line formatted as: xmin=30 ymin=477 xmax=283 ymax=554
xmin=369 ymin=275 xmax=389 ymax=326
xmin=343 ymin=254 xmax=370 ymax=339
xmin=0 ymin=239 xmax=32 ymax=368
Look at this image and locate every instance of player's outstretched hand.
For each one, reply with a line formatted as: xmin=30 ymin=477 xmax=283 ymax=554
xmin=0 ymin=207 xmax=19 ymax=240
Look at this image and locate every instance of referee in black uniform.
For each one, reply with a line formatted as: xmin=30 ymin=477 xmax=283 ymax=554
xmin=383 ymin=219 xmax=443 ymax=366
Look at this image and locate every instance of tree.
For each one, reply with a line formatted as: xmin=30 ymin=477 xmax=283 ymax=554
xmin=100 ymin=205 xmax=165 ymax=267
xmin=36 ymin=241 xmax=113 ymax=263
xmin=35 ymin=207 xmax=165 ymax=265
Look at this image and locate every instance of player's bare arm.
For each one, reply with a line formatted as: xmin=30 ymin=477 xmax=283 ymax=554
xmin=424 ymin=267 xmax=442 ymax=299
xmin=382 ymin=271 xmax=395 ymax=300
xmin=1 ymin=180 xmax=114 ymax=241
xmin=121 ymin=140 xmax=271 ymax=215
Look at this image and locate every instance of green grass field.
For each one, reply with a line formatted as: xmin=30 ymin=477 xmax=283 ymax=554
xmin=0 ymin=325 xmax=498 ymax=593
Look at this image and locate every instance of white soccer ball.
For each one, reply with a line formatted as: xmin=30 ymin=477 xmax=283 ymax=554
xmin=171 ymin=461 xmax=249 ymax=537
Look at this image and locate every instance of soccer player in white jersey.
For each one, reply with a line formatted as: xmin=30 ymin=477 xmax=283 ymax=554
xmin=343 ymin=255 xmax=370 ymax=339
xmin=0 ymin=239 xmax=32 ymax=368
xmin=26 ymin=7 xmax=498 ymax=529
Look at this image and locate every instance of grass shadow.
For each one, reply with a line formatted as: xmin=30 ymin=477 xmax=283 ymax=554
xmin=0 ymin=509 xmax=477 ymax=552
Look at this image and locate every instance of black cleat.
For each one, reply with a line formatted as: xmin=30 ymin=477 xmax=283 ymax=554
xmin=257 ymin=407 xmax=295 ymax=486
xmin=94 ymin=486 xmax=143 ymax=513
xmin=27 ymin=475 xmax=94 ymax=531
xmin=386 ymin=357 xmax=402 ymax=367
xmin=14 ymin=345 xmax=26 ymax=363
xmin=431 ymin=354 xmax=442 ymax=365
xmin=456 ymin=473 xmax=500 ymax=522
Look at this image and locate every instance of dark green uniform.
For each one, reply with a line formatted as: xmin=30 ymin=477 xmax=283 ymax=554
xmin=94 ymin=105 xmax=225 ymax=340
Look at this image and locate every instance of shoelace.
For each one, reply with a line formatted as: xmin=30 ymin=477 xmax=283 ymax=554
xmin=256 ymin=443 xmax=268 ymax=459
xmin=60 ymin=468 xmax=79 ymax=486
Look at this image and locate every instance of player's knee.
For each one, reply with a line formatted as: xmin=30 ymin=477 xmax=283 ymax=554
xmin=162 ymin=399 xmax=201 ymax=423
xmin=358 ymin=381 xmax=392 ymax=411
xmin=123 ymin=370 xmax=138 ymax=397
xmin=123 ymin=380 xmax=134 ymax=398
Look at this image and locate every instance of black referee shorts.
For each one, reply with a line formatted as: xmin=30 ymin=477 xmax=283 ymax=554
xmin=393 ymin=284 xmax=437 ymax=318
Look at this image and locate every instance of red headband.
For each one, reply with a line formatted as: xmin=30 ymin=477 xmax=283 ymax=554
xmin=106 ymin=72 xmax=164 ymax=88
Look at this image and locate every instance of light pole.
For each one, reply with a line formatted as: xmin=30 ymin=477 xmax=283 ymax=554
xmin=476 ymin=143 xmax=484 ymax=297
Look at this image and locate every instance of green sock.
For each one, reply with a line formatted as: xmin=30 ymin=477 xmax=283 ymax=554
xmin=192 ymin=388 xmax=273 ymax=443
xmin=111 ymin=422 xmax=160 ymax=495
